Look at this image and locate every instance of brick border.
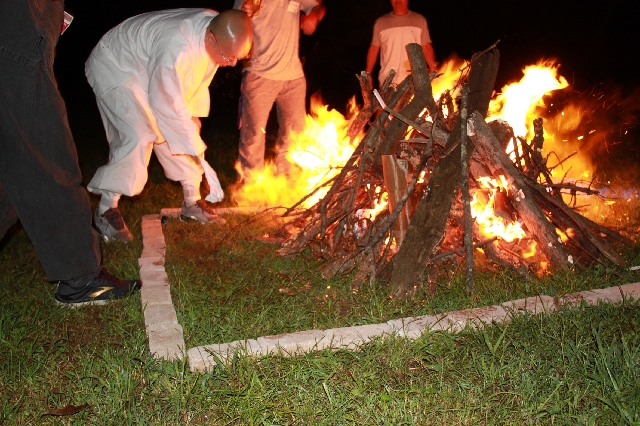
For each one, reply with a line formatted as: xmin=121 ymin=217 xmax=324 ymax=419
xmin=139 ymin=207 xmax=272 ymax=360
xmin=138 ymin=213 xmax=640 ymax=370
xmin=188 ymin=284 xmax=640 ymax=372
xmin=139 ymin=215 xmax=184 ymax=360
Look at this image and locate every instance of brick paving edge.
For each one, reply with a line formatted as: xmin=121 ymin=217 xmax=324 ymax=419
xmin=138 ymin=212 xmax=640 ymax=371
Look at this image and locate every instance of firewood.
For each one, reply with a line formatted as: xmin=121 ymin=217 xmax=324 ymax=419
xmin=275 ymin=39 xmax=629 ymax=300
xmin=381 ymin=155 xmax=411 ymax=246
xmin=526 ymin=181 xmax=626 ymax=266
xmin=459 ymin=84 xmax=475 ymax=293
xmin=346 ymin=72 xmax=376 ymax=141
xmin=388 ymin=49 xmax=500 ymax=299
xmin=374 ymin=44 xmax=439 ymax=167
xmin=468 ymin=110 xmax=574 ymax=271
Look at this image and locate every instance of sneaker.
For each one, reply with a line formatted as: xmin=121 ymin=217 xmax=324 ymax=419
xmin=55 ymin=268 xmax=142 ymax=307
xmin=180 ymin=200 xmax=227 ymax=225
xmin=94 ymin=207 xmax=134 ymax=242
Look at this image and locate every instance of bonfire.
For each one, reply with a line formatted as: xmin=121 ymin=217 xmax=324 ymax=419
xmin=232 ymin=44 xmax=634 ymax=299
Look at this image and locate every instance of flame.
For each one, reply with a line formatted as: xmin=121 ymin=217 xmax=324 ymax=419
xmin=359 ymin=189 xmax=388 ymax=220
xmin=489 ymin=61 xmax=568 ymax=139
xmin=522 ymin=240 xmax=537 ymax=258
xmin=470 ymin=175 xmax=526 ymax=242
xmin=232 ymin=94 xmax=362 ymax=208
xmin=231 ymin=58 xmax=610 ymax=265
xmin=557 ymin=227 xmax=575 ymax=243
xmin=431 ymin=54 xmax=466 ymax=101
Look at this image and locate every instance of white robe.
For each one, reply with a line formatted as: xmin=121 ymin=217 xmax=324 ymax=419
xmin=86 ymin=8 xmax=223 ymax=202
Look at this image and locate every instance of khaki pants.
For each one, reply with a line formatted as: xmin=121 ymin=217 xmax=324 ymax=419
xmin=238 ymin=72 xmax=307 ymax=175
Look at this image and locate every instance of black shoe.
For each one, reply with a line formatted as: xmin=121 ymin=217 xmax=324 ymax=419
xmin=55 ymin=268 xmax=142 ymax=307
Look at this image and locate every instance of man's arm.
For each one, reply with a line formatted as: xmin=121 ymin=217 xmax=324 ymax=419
xmin=365 ymin=44 xmax=380 ymax=75
xmin=301 ymin=2 xmax=326 ymax=35
xmin=148 ymin=53 xmax=207 ymax=156
xmin=422 ymin=43 xmax=437 ymax=72
xmin=235 ymin=0 xmax=262 ymax=16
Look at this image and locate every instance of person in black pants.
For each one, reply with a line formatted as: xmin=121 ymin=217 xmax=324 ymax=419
xmin=0 ymin=0 xmax=141 ymax=306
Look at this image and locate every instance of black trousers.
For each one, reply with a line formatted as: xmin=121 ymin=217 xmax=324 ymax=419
xmin=0 ymin=0 xmax=100 ymax=281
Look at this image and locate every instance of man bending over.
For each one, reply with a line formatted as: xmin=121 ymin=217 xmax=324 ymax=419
xmin=86 ymin=9 xmax=252 ymax=241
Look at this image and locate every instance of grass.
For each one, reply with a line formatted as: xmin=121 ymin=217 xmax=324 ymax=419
xmin=2 ymin=127 xmax=640 ymax=423
xmin=164 ymin=212 xmax=640 ymax=348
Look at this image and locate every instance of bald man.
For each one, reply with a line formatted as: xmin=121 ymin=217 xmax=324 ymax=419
xmin=86 ymin=9 xmax=252 ymax=241
xmin=366 ymin=0 xmax=436 ymax=87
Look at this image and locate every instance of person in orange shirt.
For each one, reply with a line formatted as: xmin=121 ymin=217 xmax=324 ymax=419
xmin=366 ymin=0 xmax=437 ymax=87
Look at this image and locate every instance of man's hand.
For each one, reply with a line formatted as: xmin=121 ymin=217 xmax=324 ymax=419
xmin=301 ymin=4 xmax=326 ymax=35
xmin=192 ymin=117 xmax=202 ymax=132
xmin=241 ymin=0 xmax=263 ymax=17
xmin=422 ymin=43 xmax=437 ymax=73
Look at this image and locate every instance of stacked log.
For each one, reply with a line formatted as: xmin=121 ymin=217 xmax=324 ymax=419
xmin=276 ymin=43 xmax=631 ymax=299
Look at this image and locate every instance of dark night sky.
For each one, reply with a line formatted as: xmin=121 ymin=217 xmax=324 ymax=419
xmin=54 ymin=0 xmax=640 ymax=181
xmin=55 ymin=0 xmax=640 ymax=110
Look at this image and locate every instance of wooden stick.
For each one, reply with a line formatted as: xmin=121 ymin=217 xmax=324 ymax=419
xmin=468 ymin=110 xmax=574 ymax=271
xmin=459 ymin=84 xmax=475 ymax=294
xmin=430 ymin=237 xmax=498 ymax=262
xmin=389 ymin=49 xmax=500 ymax=298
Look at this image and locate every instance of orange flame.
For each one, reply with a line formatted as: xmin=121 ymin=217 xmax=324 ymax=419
xmin=522 ymin=240 xmax=537 ymax=258
xmin=489 ymin=61 xmax=568 ymax=139
xmin=470 ymin=175 xmax=526 ymax=242
xmin=232 ymin=95 xmax=362 ymax=208
xmin=432 ymin=54 xmax=466 ymax=102
xmin=359 ymin=186 xmax=388 ymax=221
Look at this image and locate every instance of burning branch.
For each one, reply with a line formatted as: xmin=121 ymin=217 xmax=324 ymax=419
xmin=272 ymin=42 xmax=630 ymax=301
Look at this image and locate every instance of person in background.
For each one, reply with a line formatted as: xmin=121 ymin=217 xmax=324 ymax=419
xmin=86 ymin=9 xmax=253 ymax=242
xmin=366 ymin=0 xmax=437 ymax=87
xmin=0 ymin=0 xmax=141 ymax=307
xmin=234 ymin=0 xmax=326 ymax=178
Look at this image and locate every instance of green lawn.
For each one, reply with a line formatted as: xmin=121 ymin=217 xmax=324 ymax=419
xmin=2 ymin=128 xmax=640 ymax=423
xmin=1 ymin=176 xmax=639 ymax=424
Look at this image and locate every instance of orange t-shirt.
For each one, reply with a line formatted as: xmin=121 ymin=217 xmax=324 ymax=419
xmin=371 ymin=11 xmax=431 ymax=85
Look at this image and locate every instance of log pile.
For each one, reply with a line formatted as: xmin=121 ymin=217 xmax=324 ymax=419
xmin=274 ymin=44 xmax=633 ymax=298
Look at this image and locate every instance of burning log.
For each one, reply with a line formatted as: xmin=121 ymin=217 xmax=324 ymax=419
xmin=374 ymin=45 xmax=439 ymax=167
xmin=468 ymin=111 xmax=574 ymax=270
xmin=346 ymin=72 xmax=376 ymax=141
xmin=460 ymin=84 xmax=475 ymax=293
xmin=381 ymin=155 xmax=412 ymax=247
xmin=387 ymin=49 xmax=500 ymax=298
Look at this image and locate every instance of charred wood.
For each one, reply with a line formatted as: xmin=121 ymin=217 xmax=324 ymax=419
xmin=468 ymin=110 xmax=574 ymax=271
xmin=388 ymin=49 xmax=500 ymax=299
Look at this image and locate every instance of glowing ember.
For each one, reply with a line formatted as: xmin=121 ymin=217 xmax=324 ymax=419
xmin=470 ymin=175 xmax=526 ymax=242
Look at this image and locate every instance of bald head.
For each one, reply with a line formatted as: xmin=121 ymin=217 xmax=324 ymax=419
xmin=207 ymin=10 xmax=253 ymax=62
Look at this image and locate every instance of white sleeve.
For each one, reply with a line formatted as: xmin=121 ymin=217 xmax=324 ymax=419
xmin=147 ymin=51 xmax=207 ymax=157
xmin=233 ymin=0 xmax=243 ymax=10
